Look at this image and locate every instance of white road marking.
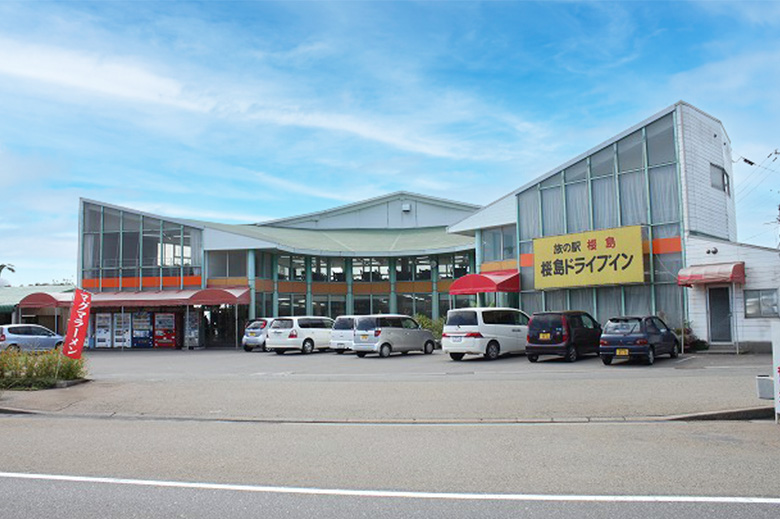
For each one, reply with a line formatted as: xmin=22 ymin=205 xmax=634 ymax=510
xmin=0 ymin=472 xmax=778 ymax=504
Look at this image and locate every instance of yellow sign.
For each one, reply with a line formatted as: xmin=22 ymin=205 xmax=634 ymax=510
xmin=533 ymin=226 xmax=646 ymax=290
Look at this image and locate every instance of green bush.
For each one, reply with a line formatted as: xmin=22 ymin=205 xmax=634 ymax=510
xmin=415 ymin=314 xmax=445 ymax=341
xmin=0 ymin=350 xmax=87 ymax=390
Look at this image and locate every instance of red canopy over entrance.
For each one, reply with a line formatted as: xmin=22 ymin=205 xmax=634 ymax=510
xmin=19 ymin=288 xmax=251 ymax=308
xmin=677 ymin=262 xmax=746 ymax=287
xmin=449 ymin=270 xmax=520 ymax=295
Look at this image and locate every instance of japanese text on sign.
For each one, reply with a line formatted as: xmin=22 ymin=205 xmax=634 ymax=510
xmin=533 ymin=226 xmax=645 ymax=290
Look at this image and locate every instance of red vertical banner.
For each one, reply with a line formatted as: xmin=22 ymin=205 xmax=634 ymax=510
xmin=63 ymin=289 xmax=92 ymax=360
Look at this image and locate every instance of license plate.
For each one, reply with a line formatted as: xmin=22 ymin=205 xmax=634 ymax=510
xmin=616 ymin=348 xmax=629 ymax=356
xmin=336 ymin=342 xmax=344 ymax=347
xmin=452 ymin=336 xmax=462 ymax=343
xmin=361 ymin=335 xmax=368 ymax=340
xmin=248 ymin=332 xmax=257 ymax=337
xmin=539 ymin=332 xmax=551 ymax=340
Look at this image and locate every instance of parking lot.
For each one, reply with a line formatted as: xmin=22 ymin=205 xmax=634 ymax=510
xmin=1 ymin=348 xmax=771 ymax=422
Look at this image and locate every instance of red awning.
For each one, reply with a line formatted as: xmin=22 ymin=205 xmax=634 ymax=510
xmin=19 ymin=288 xmax=251 ymax=309
xmin=449 ymin=270 xmax=520 ymax=295
xmin=18 ymin=292 xmax=74 ymax=308
xmin=677 ymin=262 xmax=746 ymax=287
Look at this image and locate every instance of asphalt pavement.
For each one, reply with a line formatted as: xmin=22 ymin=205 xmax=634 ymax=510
xmin=0 ymin=349 xmax=773 ymax=422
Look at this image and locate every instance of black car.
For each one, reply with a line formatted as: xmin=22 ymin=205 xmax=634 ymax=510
xmin=599 ymin=316 xmax=679 ymax=365
xmin=526 ymin=311 xmax=602 ymax=363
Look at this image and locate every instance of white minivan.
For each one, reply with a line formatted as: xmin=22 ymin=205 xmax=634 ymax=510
xmin=266 ymin=316 xmax=335 ymax=354
xmin=441 ymin=307 xmax=530 ymax=361
xmin=330 ymin=315 xmax=357 ymax=354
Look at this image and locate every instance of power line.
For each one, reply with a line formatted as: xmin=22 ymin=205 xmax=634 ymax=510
xmin=736 ymin=161 xmax=779 ymax=203
xmin=735 ymin=149 xmax=778 ymax=196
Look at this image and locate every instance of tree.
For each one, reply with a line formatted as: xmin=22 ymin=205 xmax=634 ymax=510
xmin=0 ymin=263 xmax=15 ymax=277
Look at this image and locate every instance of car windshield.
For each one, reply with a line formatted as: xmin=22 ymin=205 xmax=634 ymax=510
xmin=333 ymin=318 xmax=354 ymax=330
xmin=270 ymin=319 xmax=293 ymax=329
xmin=529 ymin=314 xmax=563 ymax=332
xmin=604 ymin=318 xmax=641 ymax=334
xmin=446 ymin=311 xmax=477 ymax=326
xmin=355 ymin=317 xmax=376 ymax=331
xmin=246 ymin=320 xmax=266 ymax=330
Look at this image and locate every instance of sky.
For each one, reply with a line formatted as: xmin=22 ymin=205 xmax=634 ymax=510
xmin=0 ymin=0 xmax=779 ymax=286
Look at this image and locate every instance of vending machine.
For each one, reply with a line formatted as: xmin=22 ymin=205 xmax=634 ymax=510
xmin=113 ymin=313 xmax=132 ymax=349
xmin=154 ymin=312 xmax=177 ymax=348
xmin=184 ymin=311 xmax=200 ymax=349
xmin=94 ymin=313 xmax=113 ymax=348
xmin=132 ymin=312 xmax=154 ymax=348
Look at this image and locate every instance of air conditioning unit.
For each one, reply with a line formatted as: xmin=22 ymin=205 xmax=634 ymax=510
xmin=401 ymin=203 xmax=412 ymax=212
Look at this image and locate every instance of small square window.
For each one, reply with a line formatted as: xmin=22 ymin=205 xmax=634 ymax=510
xmin=710 ymin=164 xmax=730 ymax=196
xmin=745 ymin=289 xmax=779 ymax=318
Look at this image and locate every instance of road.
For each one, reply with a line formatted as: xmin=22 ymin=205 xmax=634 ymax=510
xmin=1 ymin=350 xmax=778 ymax=517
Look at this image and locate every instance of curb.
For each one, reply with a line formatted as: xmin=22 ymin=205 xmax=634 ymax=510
xmin=666 ymin=406 xmax=775 ymax=421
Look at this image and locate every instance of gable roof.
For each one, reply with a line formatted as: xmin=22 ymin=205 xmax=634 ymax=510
xmin=257 ymin=191 xmax=480 ymax=227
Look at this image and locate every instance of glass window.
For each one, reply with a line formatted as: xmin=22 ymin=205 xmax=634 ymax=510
xmin=655 ymin=284 xmax=682 ymax=329
xmin=312 ymin=258 xmax=328 ymax=282
xmin=520 ymin=292 xmax=543 ymax=315
xmin=142 ymin=218 xmax=161 ymax=267
xmin=330 ymin=258 xmax=345 ymax=282
xmin=82 ymin=234 xmax=100 ymax=272
xmin=103 ymin=208 xmax=121 ymax=232
xmin=565 ymin=181 xmax=589 ymax=233
xmin=277 ymin=295 xmax=292 ymax=316
xmin=518 ymin=188 xmax=540 ymax=241
xmin=208 ymin=251 xmax=227 ymax=277
xmin=540 ymin=172 xmax=562 ymax=188
xmin=330 ymin=295 xmax=346 ymax=318
xmin=619 ymin=171 xmax=648 ymax=225
xmin=438 ymin=255 xmax=454 ymax=280
xmin=617 ymin=130 xmax=644 ymax=172
xmin=291 ymin=256 xmax=305 ymax=281
xmin=416 ymin=293 xmax=432 ymax=318
xmin=502 ymin=226 xmax=516 ymax=259
xmin=482 ymin=229 xmax=501 ymax=263
xmin=373 ymin=294 xmax=390 ymax=314
xmin=592 ymin=176 xmax=617 ymax=230
xmin=453 ymin=254 xmax=470 ymax=278
xmin=293 ymin=296 xmax=306 ymax=316
xmin=624 ymin=285 xmax=652 ymax=317
xmin=564 ymin=159 xmax=587 ymax=183
xmin=653 ymin=252 xmax=682 ymax=284
xmin=446 ymin=310 xmax=477 ymax=326
xmin=354 ymin=295 xmax=370 ymax=315
xmin=396 ymin=293 xmax=414 ymax=316
xmin=277 ymin=255 xmax=291 ymax=281
xmin=541 ymin=186 xmax=564 ymax=236
xmin=649 ymin=165 xmax=680 ymax=224
xmin=439 ymin=294 xmax=451 ymax=316
xmin=413 ymin=257 xmax=430 ymax=281
xmin=590 ymin=146 xmax=615 ymax=178
xmin=710 ymin=164 xmax=729 ymax=195
xmin=745 ymin=289 xmax=779 ymax=318
xmin=647 ymin=113 xmax=676 ymax=166
xmin=84 ymin=203 xmax=102 ymax=232
xmin=228 ymin=251 xmax=246 ymax=277
xmin=596 ymin=286 xmax=621 ymax=324
xmin=102 ymin=232 xmax=120 ymax=268
xmin=121 ymin=229 xmax=140 ymax=268
xmin=544 ymin=290 xmax=565 ymax=311
xmin=569 ymin=288 xmax=594 ymax=315
xmin=396 ymin=258 xmax=413 ymax=281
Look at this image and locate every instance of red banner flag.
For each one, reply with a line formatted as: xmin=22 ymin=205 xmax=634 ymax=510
xmin=63 ymin=289 xmax=92 ymax=359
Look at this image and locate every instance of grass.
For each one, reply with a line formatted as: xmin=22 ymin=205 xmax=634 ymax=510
xmin=0 ymin=350 xmax=87 ymax=390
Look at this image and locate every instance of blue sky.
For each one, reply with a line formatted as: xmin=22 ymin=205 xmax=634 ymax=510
xmin=0 ymin=1 xmax=779 ymax=286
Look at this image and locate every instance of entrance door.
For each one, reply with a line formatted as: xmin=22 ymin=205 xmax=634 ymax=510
xmin=708 ymin=287 xmax=732 ymax=343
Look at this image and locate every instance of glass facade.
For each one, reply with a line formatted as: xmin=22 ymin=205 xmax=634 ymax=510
xmin=515 ymin=112 xmax=684 ymax=327
xmin=480 ymin=224 xmax=517 ymax=263
xmin=82 ymin=202 xmax=203 ymax=290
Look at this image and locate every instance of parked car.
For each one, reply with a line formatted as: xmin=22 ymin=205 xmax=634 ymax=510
xmin=441 ymin=307 xmax=530 ymax=361
xmin=0 ymin=324 xmax=64 ymax=352
xmin=266 ymin=316 xmax=334 ymax=354
xmin=599 ymin=316 xmax=680 ymax=365
xmin=242 ymin=318 xmax=274 ymax=352
xmin=351 ymin=314 xmax=436 ymax=358
xmin=330 ymin=315 xmax=357 ymax=354
xmin=526 ymin=311 xmax=601 ymax=363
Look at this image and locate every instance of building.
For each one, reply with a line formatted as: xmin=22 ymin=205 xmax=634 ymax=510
xmin=63 ymin=192 xmax=479 ymax=348
xmin=18 ymin=100 xmax=776 ymax=352
xmin=448 ymin=101 xmax=779 ymax=352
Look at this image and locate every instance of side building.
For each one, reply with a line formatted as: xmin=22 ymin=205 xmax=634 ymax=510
xmin=72 ymin=192 xmax=478 ymax=348
xmin=449 ymin=101 xmax=779 ymax=352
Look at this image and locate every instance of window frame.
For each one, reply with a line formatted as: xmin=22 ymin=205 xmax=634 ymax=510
xmin=744 ymin=289 xmax=779 ymax=318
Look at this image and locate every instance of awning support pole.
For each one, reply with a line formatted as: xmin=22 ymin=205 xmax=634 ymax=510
xmin=235 ymin=304 xmax=239 ymax=350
